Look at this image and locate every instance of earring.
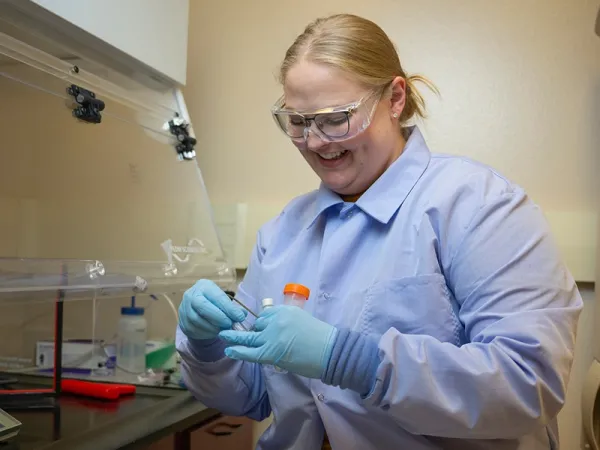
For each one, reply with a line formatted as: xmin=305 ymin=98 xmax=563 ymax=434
xmin=392 ymin=112 xmax=399 ymax=119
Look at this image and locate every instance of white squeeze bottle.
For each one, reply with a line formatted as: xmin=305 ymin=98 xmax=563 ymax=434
xmin=261 ymin=297 xmax=275 ymax=311
xmin=274 ymin=284 xmax=310 ymax=373
xmin=117 ymin=297 xmax=147 ymax=374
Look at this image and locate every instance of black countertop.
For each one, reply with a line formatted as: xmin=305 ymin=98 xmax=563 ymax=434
xmin=0 ymin=377 xmax=221 ymax=450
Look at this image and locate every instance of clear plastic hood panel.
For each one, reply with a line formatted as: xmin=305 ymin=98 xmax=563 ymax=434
xmin=0 ymin=30 xmax=234 ymax=303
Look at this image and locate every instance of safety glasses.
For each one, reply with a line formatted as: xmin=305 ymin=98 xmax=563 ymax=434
xmin=271 ymin=89 xmax=383 ymax=142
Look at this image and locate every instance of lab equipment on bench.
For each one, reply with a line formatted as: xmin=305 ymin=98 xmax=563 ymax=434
xmin=61 ymin=379 xmax=136 ymax=401
xmin=0 ymin=408 xmax=21 ymax=442
xmin=117 ymin=297 xmax=148 ymax=374
xmin=0 ymin=3 xmax=234 ymax=405
xmin=35 ymin=339 xmax=116 ymax=375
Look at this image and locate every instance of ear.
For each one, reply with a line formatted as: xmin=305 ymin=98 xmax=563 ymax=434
xmin=389 ymin=76 xmax=406 ymax=119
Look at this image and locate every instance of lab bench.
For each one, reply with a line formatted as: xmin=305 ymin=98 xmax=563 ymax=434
xmin=0 ymin=374 xmax=252 ymax=450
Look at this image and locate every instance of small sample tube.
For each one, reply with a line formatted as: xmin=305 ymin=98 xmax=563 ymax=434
xmin=227 ymin=293 xmax=256 ymax=332
xmin=260 ymin=298 xmax=276 ymax=371
xmin=274 ymin=284 xmax=310 ymax=373
xmin=283 ymin=284 xmax=310 ymax=308
xmin=232 ymin=322 xmax=247 ymax=331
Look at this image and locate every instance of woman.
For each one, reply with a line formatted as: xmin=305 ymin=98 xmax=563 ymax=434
xmin=177 ymin=13 xmax=582 ymax=449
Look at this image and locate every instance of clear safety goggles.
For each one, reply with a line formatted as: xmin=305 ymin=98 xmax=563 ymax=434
xmin=271 ymin=89 xmax=383 ymax=142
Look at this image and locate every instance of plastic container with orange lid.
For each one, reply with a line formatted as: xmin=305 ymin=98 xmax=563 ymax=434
xmin=271 ymin=284 xmax=310 ymax=374
xmin=283 ymin=283 xmax=310 ymax=309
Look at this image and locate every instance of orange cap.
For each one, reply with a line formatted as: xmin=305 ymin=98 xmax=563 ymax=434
xmin=283 ymin=283 xmax=310 ymax=299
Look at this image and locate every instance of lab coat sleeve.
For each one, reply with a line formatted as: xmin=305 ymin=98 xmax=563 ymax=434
xmin=176 ymin=229 xmax=271 ymax=421
xmin=363 ymin=188 xmax=583 ymax=439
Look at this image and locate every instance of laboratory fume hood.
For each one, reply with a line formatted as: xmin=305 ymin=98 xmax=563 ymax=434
xmin=0 ymin=0 xmax=235 ymax=394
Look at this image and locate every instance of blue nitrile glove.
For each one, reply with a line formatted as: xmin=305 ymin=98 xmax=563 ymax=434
xmin=219 ymin=305 xmax=338 ymax=379
xmin=178 ymin=279 xmax=247 ymax=340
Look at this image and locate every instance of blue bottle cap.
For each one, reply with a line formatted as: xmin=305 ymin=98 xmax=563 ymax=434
xmin=121 ymin=306 xmax=145 ymax=316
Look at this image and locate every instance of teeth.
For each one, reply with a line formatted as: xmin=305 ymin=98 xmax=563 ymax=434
xmin=321 ymin=150 xmax=347 ymax=160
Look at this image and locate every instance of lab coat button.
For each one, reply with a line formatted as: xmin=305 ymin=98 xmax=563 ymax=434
xmin=317 ymin=393 xmax=325 ymax=402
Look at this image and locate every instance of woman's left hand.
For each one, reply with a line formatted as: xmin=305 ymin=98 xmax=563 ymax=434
xmin=219 ymin=305 xmax=338 ymax=379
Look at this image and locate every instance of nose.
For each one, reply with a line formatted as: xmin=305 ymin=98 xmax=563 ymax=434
xmin=303 ymin=124 xmax=327 ymax=152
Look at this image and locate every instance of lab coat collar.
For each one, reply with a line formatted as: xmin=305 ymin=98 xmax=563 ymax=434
xmin=308 ymin=126 xmax=431 ymax=227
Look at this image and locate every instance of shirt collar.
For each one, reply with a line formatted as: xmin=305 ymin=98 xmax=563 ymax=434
xmin=308 ymin=126 xmax=431 ymax=227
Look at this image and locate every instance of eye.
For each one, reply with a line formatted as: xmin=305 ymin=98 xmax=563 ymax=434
xmin=318 ymin=112 xmax=348 ymax=127
xmin=288 ymin=115 xmax=305 ymax=126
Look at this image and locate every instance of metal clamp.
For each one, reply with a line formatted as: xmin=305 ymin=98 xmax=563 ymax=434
xmin=67 ymin=83 xmax=105 ymax=124
xmin=165 ymin=117 xmax=196 ymax=161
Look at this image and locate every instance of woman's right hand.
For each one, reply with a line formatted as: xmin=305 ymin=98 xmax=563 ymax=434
xmin=178 ymin=279 xmax=247 ymax=340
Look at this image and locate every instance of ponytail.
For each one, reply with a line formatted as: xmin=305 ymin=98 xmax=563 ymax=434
xmin=399 ymin=75 xmax=440 ymax=122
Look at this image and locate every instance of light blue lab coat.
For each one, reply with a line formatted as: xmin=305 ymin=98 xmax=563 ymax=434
xmin=176 ymin=126 xmax=582 ymax=449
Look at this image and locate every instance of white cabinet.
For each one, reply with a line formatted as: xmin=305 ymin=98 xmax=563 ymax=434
xmin=0 ymin=0 xmax=190 ymax=86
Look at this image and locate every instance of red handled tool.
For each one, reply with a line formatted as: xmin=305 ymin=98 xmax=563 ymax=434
xmin=61 ymin=380 xmax=136 ymax=401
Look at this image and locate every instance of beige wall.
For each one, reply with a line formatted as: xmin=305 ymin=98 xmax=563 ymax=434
xmin=185 ymin=0 xmax=600 ymax=448
xmin=186 ymin=0 xmax=600 ymax=212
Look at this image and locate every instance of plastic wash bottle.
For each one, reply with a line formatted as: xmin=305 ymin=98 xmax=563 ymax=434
xmin=117 ymin=296 xmax=147 ymax=374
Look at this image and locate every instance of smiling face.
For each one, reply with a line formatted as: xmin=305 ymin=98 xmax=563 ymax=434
xmin=281 ymin=61 xmax=408 ymax=199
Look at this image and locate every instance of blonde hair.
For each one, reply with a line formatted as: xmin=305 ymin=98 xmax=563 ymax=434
xmin=279 ymin=14 xmax=439 ymax=124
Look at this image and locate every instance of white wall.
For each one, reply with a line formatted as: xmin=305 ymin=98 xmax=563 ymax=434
xmin=184 ymin=0 xmax=600 ymax=447
xmin=30 ymin=0 xmax=190 ymax=85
